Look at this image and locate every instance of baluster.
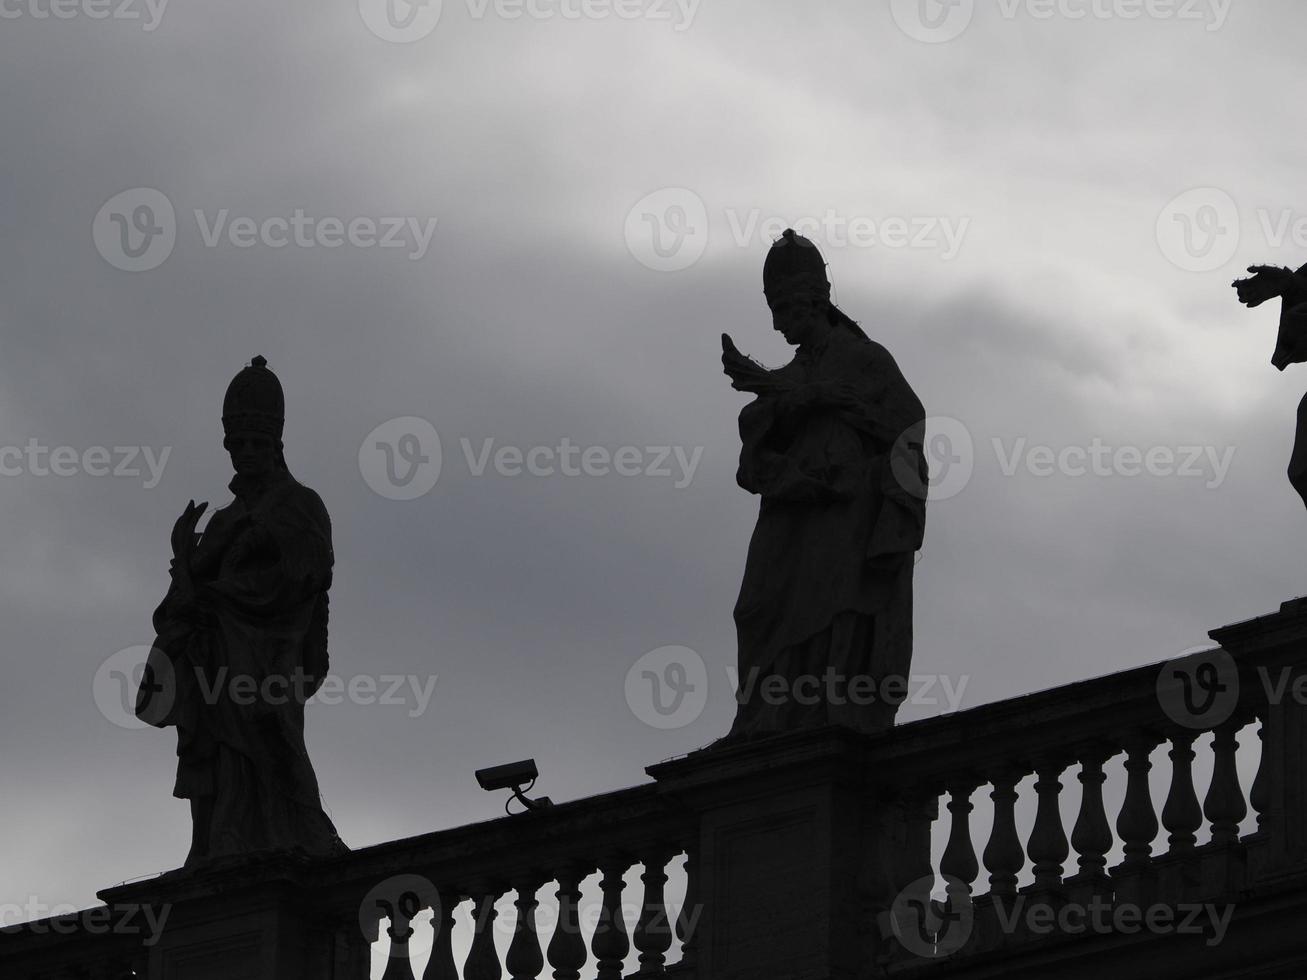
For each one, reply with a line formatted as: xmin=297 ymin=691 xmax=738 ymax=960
xmin=1250 ymin=714 xmax=1270 ymax=833
xmin=1028 ymin=762 xmax=1070 ymax=895
xmin=465 ymin=888 xmax=503 ymax=980
xmin=505 ymin=878 xmax=544 ymax=980
xmin=1204 ymin=721 xmax=1249 ymax=845
xmin=982 ymin=774 xmax=1025 ymax=901
xmin=423 ymin=891 xmax=460 ymax=980
xmin=897 ymin=791 xmax=940 ymax=896
xmin=940 ymin=783 xmax=979 ymax=913
xmin=381 ymin=903 xmax=417 ymax=980
xmin=335 ymin=913 xmax=374 ymax=980
xmin=1070 ymin=752 xmax=1113 ymax=884
xmin=633 ymin=849 xmax=674 ymax=973
xmin=592 ymin=857 xmax=631 ymax=980
xmin=676 ymin=847 xmax=700 ymax=970
xmin=547 ymin=866 xmax=589 ymax=980
xmin=1117 ymin=739 xmax=1159 ymax=868
xmin=1162 ymin=732 xmax=1203 ymax=852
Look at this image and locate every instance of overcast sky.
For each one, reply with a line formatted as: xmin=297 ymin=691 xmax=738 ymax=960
xmin=2 ymin=0 xmax=1305 ymax=970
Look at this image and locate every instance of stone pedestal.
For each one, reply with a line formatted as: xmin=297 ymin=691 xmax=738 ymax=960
xmin=650 ymin=727 xmax=897 ymax=980
xmin=97 ymin=854 xmax=368 ymax=980
xmin=1212 ymin=601 xmax=1307 ymax=886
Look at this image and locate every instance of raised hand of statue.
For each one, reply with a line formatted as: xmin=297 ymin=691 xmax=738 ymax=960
xmin=1234 ymin=265 xmax=1295 ymax=308
xmin=168 ymin=499 xmax=206 ymax=604
xmin=722 ymin=333 xmax=794 ymax=396
xmin=170 ymin=500 xmax=207 ymax=565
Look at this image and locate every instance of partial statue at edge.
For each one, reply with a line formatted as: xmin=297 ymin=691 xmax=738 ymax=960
xmin=1233 ymin=261 xmax=1307 ymax=511
xmin=135 ymin=356 xmax=346 ymax=868
xmin=722 ymin=230 xmax=928 ymax=738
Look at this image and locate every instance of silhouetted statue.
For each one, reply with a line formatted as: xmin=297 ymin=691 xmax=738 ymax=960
xmin=1234 ymin=262 xmax=1307 ymax=509
xmin=136 ymin=356 xmax=345 ymax=867
xmin=722 ymin=230 xmax=927 ymax=737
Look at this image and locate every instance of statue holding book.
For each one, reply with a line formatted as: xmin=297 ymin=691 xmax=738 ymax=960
xmin=722 ymin=230 xmax=928 ymax=737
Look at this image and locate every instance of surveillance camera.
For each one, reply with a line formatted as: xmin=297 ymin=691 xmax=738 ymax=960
xmin=474 ymin=758 xmax=552 ymax=813
xmin=475 ymin=758 xmax=538 ymax=793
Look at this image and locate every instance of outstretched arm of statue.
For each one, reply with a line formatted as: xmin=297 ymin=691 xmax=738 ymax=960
xmin=722 ymin=333 xmax=795 ymax=396
xmin=1233 ymin=265 xmax=1298 ymax=308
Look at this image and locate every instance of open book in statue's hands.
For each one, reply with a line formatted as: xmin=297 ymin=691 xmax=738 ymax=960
xmin=722 ymin=333 xmax=794 ymax=395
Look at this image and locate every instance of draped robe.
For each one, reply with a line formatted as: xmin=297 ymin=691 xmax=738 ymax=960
xmin=1267 ymin=265 xmax=1307 ymax=509
xmin=729 ymin=321 xmax=927 ymax=737
xmin=137 ymin=469 xmax=345 ymax=866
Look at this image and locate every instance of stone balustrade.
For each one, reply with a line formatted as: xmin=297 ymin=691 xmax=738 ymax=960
xmin=337 ymin=783 xmax=699 ymax=980
xmin=11 ymin=604 xmax=1307 ymax=979
xmin=854 ymin=603 xmax=1307 ymax=974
